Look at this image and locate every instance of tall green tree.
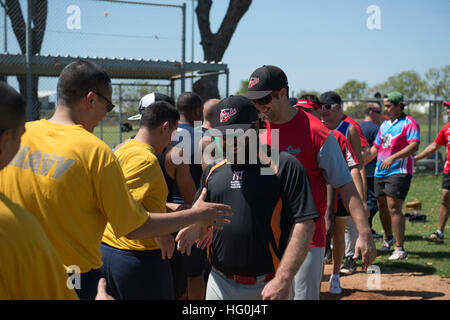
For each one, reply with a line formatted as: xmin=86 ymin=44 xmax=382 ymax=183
xmin=371 ymin=71 xmax=427 ymax=100
xmin=235 ymin=79 xmax=249 ymax=96
xmin=425 ymin=65 xmax=449 ymax=100
xmin=335 ymin=80 xmax=368 ymax=100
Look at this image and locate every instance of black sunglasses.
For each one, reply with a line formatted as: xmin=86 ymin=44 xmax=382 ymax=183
xmin=321 ymin=103 xmax=339 ymax=110
xmin=93 ymin=91 xmax=115 ymax=112
xmin=252 ymin=90 xmax=279 ymax=106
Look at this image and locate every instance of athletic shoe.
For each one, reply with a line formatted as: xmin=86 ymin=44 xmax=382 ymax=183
xmin=380 ymin=236 xmax=394 ymax=252
xmin=329 ymin=274 xmax=342 ymax=294
xmin=388 ymin=248 xmax=407 ymax=260
xmin=423 ymin=232 xmax=444 ymax=244
xmin=340 ymin=256 xmax=356 ymax=274
xmin=372 ymin=229 xmax=383 ymax=239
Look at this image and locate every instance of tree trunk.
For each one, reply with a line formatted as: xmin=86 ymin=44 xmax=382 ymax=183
xmin=194 ymin=0 xmax=251 ymax=100
xmin=5 ymin=0 xmax=47 ymax=120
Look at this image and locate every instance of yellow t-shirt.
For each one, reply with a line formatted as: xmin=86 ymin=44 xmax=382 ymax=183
xmin=102 ymin=139 xmax=168 ymax=251
xmin=0 ymin=120 xmax=149 ymax=273
xmin=0 ymin=193 xmax=78 ymax=300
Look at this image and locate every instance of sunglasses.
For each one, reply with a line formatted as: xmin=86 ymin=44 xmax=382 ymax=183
xmin=252 ymin=90 xmax=279 ymax=106
xmin=93 ymin=91 xmax=115 ymax=112
xmin=321 ymin=103 xmax=339 ymax=110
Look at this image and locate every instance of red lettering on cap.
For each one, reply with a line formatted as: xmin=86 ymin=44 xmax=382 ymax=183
xmin=248 ymin=77 xmax=259 ymax=89
xmin=220 ymin=108 xmax=237 ymax=122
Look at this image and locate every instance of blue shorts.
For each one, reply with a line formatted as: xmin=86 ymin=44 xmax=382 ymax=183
xmin=100 ymin=243 xmax=174 ymax=300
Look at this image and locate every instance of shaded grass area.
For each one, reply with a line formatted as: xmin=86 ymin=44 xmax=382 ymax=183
xmin=370 ymin=175 xmax=450 ymax=277
xmin=93 ymin=125 xmax=138 ymax=149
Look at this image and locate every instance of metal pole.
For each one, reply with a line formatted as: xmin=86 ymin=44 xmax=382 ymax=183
xmin=180 ymin=3 xmax=186 ymax=93
xmin=25 ymin=0 xmax=33 ymax=120
xmin=170 ymin=79 xmax=175 ymax=102
xmin=226 ymin=68 xmax=229 ymax=97
xmin=119 ymin=84 xmax=123 ymax=144
xmin=428 ymin=101 xmax=432 ymax=145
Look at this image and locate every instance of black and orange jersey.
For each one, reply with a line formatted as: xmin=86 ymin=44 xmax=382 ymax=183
xmin=195 ymin=150 xmax=318 ymax=277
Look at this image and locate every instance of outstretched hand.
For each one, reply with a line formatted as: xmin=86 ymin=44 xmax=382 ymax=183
xmin=192 ymin=188 xmax=233 ymax=229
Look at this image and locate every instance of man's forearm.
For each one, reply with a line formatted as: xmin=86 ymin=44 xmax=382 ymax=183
xmin=415 ymin=143 xmax=440 ymax=161
xmin=390 ymin=142 xmax=419 ymax=162
xmin=338 ymin=182 xmax=371 ymax=235
xmin=125 ymin=209 xmax=202 ymax=240
xmin=274 ymin=220 xmax=315 ymax=284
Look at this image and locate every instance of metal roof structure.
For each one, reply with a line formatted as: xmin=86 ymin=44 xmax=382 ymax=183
xmin=0 ymin=53 xmax=228 ymax=80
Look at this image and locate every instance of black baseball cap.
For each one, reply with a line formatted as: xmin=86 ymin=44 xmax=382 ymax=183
xmin=319 ymin=91 xmax=342 ymax=105
xmin=244 ymin=65 xmax=288 ymax=100
xmin=213 ymin=95 xmax=259 ymax=134
xmin=128 ymin=92 xmax=175 ymax=120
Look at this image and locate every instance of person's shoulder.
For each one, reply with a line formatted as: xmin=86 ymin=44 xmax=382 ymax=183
xmin=115 ymin=140 xmax=158 ymax=166
xmin=278 ymin=150 xmax=306 ymax=171
xmin=0 ymin=193 xmax=47 ymax=247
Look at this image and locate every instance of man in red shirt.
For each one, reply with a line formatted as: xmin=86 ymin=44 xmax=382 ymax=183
xmin=414 ymin=101 xmax=450 ymax=244
xmin=244 ymin=65 xmax=376 ymax=300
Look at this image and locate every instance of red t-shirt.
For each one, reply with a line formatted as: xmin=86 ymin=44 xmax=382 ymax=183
xmin=342 ymin=115 xmax=369 ymax=148
xmin=260 ymin=110 xmax=330 ymax=247
xmin=434 ymin=123 xmax=450 ymax=174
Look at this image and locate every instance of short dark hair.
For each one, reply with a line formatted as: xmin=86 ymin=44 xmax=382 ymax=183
xmin=176 ymin=92 xmax=203 ymax=116
xmin=299 ymin=94 xmax=321 ymax=106
xmin=0 ymin=81 xmax=26 ymax=135
xmin=364 ymin=102 xmax=381 ymax=115
xmin=140 ymin=101 xmax=180 ymax=129
xmin=57 ymin=60 xmax=111 ymax=105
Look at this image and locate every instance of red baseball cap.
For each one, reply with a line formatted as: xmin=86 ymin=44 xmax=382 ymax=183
xmin=444 ymin=101 xmax=450 ymax=107
xmin=295 ymin=99 xmax=321 ymax=110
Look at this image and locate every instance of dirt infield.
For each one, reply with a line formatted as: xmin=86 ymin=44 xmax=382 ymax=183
xmin=320 ymin=264 xmax=450 ymax=300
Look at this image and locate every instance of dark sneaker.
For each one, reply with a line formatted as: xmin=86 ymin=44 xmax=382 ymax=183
xmin=371 ymin=229 xmax=383 ymax=239
xmin=423 ymin=232 xmax=444 ymax=244
xmin=340 ymin=256 xmax=356 ymax=274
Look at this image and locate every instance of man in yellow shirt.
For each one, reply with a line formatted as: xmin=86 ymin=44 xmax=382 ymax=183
xmin=0 ymin=82 xmax=78 ymax=300
xmin=0 ymin=60 xmax=232 ymax=299
xmin=101 ymin=100 xmax=181 ymax=299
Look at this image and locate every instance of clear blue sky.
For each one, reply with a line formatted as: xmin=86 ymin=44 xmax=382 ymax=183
xmin=2 ymin=0 xmax=449 ymax=98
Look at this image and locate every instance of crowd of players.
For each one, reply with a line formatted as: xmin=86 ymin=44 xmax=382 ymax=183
xmin=0 ymin=61 xmax=448 ymax=300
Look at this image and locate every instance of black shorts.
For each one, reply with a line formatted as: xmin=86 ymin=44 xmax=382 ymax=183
xmin=335 ymin=198 xmax=349 ymax=217
xmin=374 ymin=174 xmax=412 ymax=200
xmin=442 ymin=174 xmax=450 ymax=190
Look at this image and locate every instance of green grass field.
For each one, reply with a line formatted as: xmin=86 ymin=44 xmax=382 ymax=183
xmin=93 ymin=124 xmax=138 ymax=149
xmin=370 ymin=175 xmax=450 ymax=277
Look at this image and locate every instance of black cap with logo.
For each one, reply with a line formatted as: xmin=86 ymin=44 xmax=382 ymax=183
xmin=244 ymin=65 xmax=288 ymax=100
xmin=213 ymin=95 xmax=259 ymax=134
